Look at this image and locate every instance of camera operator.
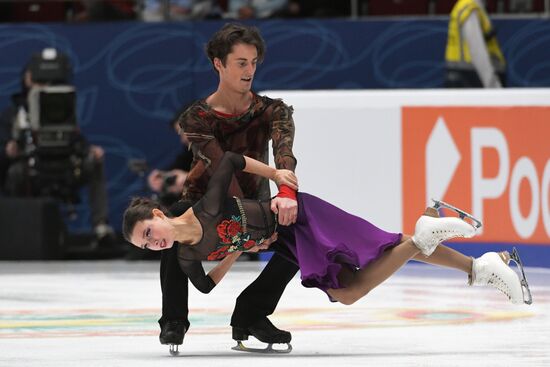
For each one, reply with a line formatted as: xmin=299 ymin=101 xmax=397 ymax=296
xmin=0 ymin=49 xmax=115 ymax=244
xmin=147 ymin=110 xmax=193 ymax=207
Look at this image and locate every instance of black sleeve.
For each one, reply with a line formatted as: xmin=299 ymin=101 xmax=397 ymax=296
xmin=200 ymin=151 xmax=245 ymax=216
xmin=178 ymin=259 xmax=216 ymax=294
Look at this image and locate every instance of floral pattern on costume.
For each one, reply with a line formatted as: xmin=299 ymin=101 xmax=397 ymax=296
xmin=207 ymin=215 xmax=264 ymax=260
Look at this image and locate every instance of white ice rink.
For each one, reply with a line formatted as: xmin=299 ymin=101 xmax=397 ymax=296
xmin=0 ymin=260 xmax=549 ymax=367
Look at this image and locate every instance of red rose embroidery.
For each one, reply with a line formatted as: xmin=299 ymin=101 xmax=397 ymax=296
xmin=243 ymin=240 xmax=256 ymax=250
xmin=227 ymin=221 xmax=241 ymax=237
xmin=217 ymin=220 xmax=232 ymax=244
xmin=207 ymin=246 xmax=229 ymax=260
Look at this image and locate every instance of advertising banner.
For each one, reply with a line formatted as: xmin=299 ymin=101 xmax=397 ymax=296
xmin=403 ymin=107 xmax=550 ymax=245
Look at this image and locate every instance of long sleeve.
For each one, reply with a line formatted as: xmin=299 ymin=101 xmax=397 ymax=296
xmin=178 ymin=259 xmax=216 ymax=294
xmin=463 ymin=12 xmax=502 ymax=88
xmin=200 ymin=151 xmax=246 ymax=216
xmin=271 ymin=102 xmax=297 ymax=171
xmin=179 ymin=109 xmax=245 ymax=198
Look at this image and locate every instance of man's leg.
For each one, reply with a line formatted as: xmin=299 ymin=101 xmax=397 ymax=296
xmin=84 ymin=154 xmax=110 ymax=228
xmin=231 ymin=251 xmax=299 ymax=343
xmin=158 ymin=243 xmax=190 ymax=345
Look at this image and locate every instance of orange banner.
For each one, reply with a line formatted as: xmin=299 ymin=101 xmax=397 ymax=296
xmin=403 ymin=106 xmax=550 ymax=244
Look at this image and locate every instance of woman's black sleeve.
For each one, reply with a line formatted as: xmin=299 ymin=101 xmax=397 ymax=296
xmin=200 ymin=151 xmax=245 ymax=216
xmin=178 ymin=259 xmax=216 ymax=294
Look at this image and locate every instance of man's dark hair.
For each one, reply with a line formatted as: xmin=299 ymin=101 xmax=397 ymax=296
xmin=205 ymin=23 xmax=265 ymax=70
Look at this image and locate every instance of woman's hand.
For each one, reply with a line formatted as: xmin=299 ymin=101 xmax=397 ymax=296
xmin=247 ymin=232 xmax=278 ymax=253
xmin=273 ymin=169 xmax=298 ymax=190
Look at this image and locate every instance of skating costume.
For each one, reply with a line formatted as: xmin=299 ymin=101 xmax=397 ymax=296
xmin=178 ymin=152 xmax=402 ymax=298
xmin=159 ymin=92 xmax=298 ymax=328
xmin=180 ymin=93 xmax=297 ymax=203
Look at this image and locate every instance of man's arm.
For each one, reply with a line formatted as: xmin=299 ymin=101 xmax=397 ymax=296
xmin=270 ymin=102 xmax=298 ymax=225
xmin=463 ymin=12 xmax=502 ymax=88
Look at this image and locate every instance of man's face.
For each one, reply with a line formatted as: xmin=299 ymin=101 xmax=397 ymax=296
xmin=216 ymin=43 xmax=258 ymax=94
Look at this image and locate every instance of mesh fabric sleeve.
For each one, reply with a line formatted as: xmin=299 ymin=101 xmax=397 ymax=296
xmin=271 ymin=101 xmax=297 ymax=171
xmin=200 ymin=151 xmax=246 ymax=216
xmin=178 ymin=105 xmax=245 ymax=198
xmin=178 ymin=259 xmax=216 ymax=294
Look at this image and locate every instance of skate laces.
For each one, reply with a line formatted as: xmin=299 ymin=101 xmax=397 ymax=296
xmin=485 ymin=272 xmax=513 ymax=301
xmin=422 ymin=216 xmax=473 ymax=243
xmin=471 ymin=252 xmax=518 ymax=303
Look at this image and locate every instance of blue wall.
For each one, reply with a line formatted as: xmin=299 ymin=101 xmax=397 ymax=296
xmin=1 ymin=18 xmax=550 ymax=232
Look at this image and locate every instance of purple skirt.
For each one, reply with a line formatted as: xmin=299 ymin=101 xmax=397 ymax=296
xmin=277 ymin=193 xmax=402 ymax=298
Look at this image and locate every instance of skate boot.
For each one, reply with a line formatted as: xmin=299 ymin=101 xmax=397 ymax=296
xmin=469 ymin=248 xmax=532 ymax=305
xmin=232 ymin=317 xmax=292 ymax=354
xmin=412 ymin=205 xmax=476 ymax=256
xmin=159 ymin=320 xmax=187 ymax=356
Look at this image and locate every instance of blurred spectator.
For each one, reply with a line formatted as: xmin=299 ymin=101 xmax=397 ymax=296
xmin=509 ymin=0 xmax=535 ymax=12
xmin=4 ymin=1 xmax=76 ymax=22
xmin=226 ymin=0 xmax=286 ymax=18
xmin=0 ymin=49 xmax=115 ymax=244
xmin=270 ymin=0 xmax=350 ymax=18
xmin=270 ymin=0 xmax=303 ymax=17
xmin=74 ymin=0 xmax=138 ymax=21
xmin=142 ymin=0 xmax=223 ymax=21
xmin=444 ymin=0 xmax=506 ymax=88
xmin=147 ymin=109 xmax=193 ymax=207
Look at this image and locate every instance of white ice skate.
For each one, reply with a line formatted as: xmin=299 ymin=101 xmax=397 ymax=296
xmin=412 ymin=203 xmax=477 ymax=256
xmin=470 ymin=248 xmax=532 ymax=305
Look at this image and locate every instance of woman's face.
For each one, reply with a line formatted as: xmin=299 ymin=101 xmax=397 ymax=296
xmin=130 ymin=211 xmax=174 ymax=251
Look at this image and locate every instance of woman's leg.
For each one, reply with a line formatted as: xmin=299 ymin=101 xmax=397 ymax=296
xmin=327 ymin=235 xmax=474 ymax=305
xmin=327 ymin=237 xmax=419 ymax=305
xmin=404 ymin=234 xmax=473 ymax=274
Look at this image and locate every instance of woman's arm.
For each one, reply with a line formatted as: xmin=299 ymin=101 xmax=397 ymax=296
xmin=207 ymin=251 xmax=242 ymax=284
xmin=242 ymin=155 xmax=298 ymax=190
xmin=179 ymin=251 xmax=242 ymax=293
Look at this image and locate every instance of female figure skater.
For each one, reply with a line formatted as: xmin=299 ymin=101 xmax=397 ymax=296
xmin=123 ymin=152 xmax=528 ymax=307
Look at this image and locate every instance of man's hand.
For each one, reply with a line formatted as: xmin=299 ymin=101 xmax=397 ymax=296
xmin=271 ymin=197 xmax=298 ymax=226
xmin=5 ymin=140 xmax=18 ymax=158
xmin=147 ymin=169 xmax=164 ymax=192
xmin=90 ymin=145 xmax=104 ymax=160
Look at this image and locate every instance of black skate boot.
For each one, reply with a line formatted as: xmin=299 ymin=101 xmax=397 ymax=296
xmin=232 ymin=317 xmax=292 ymax=354
xmin=159 ymin=320 xmax=187 ymax=356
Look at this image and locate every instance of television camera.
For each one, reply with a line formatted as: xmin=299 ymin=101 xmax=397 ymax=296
xmin=13 ymin=48 xmax=86 ymax=203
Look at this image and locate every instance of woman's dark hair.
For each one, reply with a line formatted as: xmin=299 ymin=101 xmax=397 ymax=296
xmin=205 ymin=23 xmax=265 ymax=70
xmin=122 ymin=197 xmax=169 ymax=242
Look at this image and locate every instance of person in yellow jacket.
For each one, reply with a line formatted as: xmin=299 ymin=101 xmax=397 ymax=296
xmin=444 ymin=0 xmax=506 ymax=88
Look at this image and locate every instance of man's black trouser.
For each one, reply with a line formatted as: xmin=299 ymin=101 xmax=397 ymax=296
xmin=158 ymin=240 xmax=300 ymax=330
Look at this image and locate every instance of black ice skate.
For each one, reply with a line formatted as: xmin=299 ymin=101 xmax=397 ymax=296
xmin=159 ymin=320 xmax=186 ymax=356
xmin=510 ymin=247 xmax=533 ymax=305
xmin=231 ymin=318 xmax=292 ymax=354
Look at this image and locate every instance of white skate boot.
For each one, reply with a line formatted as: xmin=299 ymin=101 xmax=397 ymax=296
xmin=412 ymin=207 xmax=476 ymax=256
xmin=469 ymin=248 xmax=532 ymax=305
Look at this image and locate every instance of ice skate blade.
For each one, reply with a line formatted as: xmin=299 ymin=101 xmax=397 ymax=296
xmin=169 ymin=344 xmax=179 ymax=356
xmin=232 ymin=341 xmax=292 ymax=354
xmin=510 ymin=247 xmax=533 ymax=305
xmin=431 ymin=199 xmax=483 ymax=229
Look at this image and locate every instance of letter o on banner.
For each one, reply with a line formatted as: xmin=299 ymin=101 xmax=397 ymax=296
xmin=509 ymin=157 xmax=540 ymax=239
